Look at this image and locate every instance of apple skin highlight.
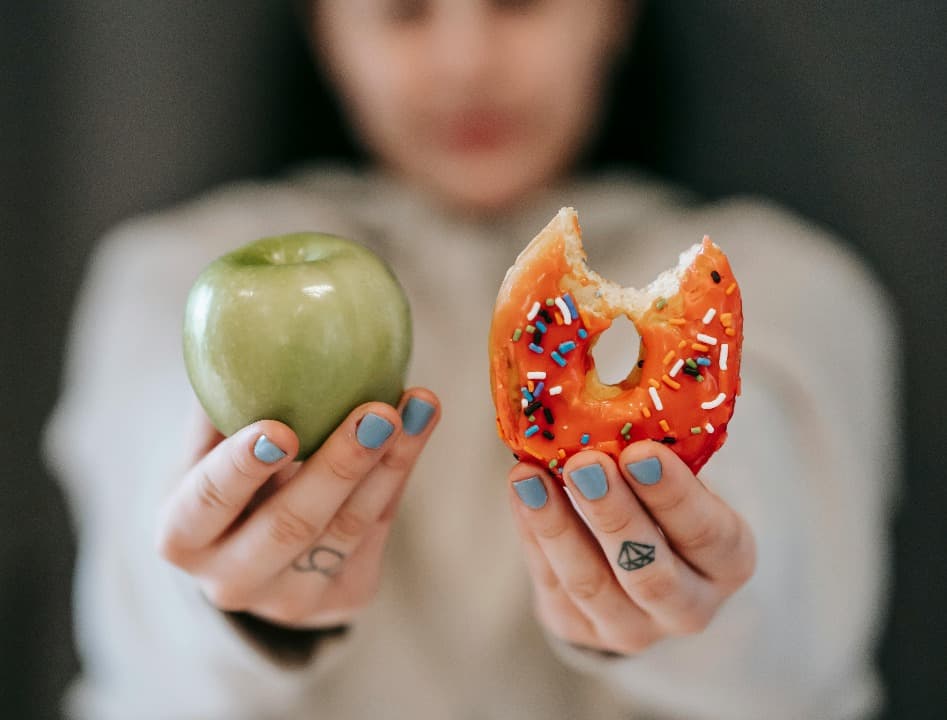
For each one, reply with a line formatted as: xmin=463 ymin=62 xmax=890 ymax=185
xmin=183 ymin=232 xmax=412 ymax=459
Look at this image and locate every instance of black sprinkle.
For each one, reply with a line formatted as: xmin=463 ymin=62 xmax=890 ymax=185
xmin=512 ymin=453 xmax=520 ymax=461
xmin=533 ymin=331 xmax=543 ymax=345
xmin=637 ymin=359 xmax=645 ymax=368
xmin=524 ymin=400 xmax=542 ymax=416
xmin=543 ymin=408 xmax=555 ymax=424
xmin=538 ymin=309 xmax=553 ymax=324
xmin=660 ymin=436 xmax=677 ymax=445
xmin=542 ymin=430 xmax=555 ymax=440
xmin=711 ymin=270 xmax=721 ymax=283
xmin=682 ymin=366 xmax=700 ymax=377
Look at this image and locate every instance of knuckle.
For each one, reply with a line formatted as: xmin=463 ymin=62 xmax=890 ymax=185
xmin=676 ymin=515 xmax=722 ymax=554
xmin=230 ymin=447 xmax=261 ymax=484
xmin=201 ymin=580 xmax=250 ymax=612
xmin=196 ymin=470 xmax=232 ymax=512
xmin=669 ymin=607 xmax=714 ymax=636
xmin=648 ymin=488 xmax=689 ymax=515
xmin=326 ymin=454 xmax=365 ymax=484
xmin=631 ymin=568 xmax=679 ymax=605
xmin=267 ymin=505 xmax=319 ymax=548
xmin=614 ymin=626 xmax=655 ymax=655
xmin=155 ymin=529 xmax=188 ymax=567
xmin=724 ymin=522 xmax=758 ymax=587
xmin=593 ymin=507 xmax=633 ymax=536
xmin=534 ymin=517 xmax=570 ymax=541
xmin=379 ymin=448 xmax=413 ymax=474
xmin=325 ymin=506 xmax=372 ymax=546
xmin=563 ymin=571 xmax=608 ymax=601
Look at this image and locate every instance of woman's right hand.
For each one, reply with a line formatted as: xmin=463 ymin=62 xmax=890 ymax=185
xmin=156 ymin=388 xmax=439 ymax=628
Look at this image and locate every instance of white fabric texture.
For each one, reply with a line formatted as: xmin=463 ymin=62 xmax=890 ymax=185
xmin=44 ymin=168 xmax=899 ymax=719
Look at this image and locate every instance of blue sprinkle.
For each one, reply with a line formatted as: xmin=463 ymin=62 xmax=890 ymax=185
xmin=580 ymin=433 xmax=590 ymax=445
xmin=521 ymin=387 xmax=533 ymax=401
xmin=697 ymin=357 xmax=712 ymax=366
xmin=551 ymin=351 xmax=567 ymax=367
xmin=558 ymin=340 xmax=576 ymax=354
xmin=578 ymin=328 xmax=588 ymax=340
xmin=528 ymin=343 xmax=544 ymax=354
xmin=524 ymin=424 xmax=540 ymax=438
xmin=535 ymin=320 xmax=547 ymax=334
xmin=563 ymin=293 xmax=578 ymax=319
xmin=533 ymin=381 xmax=545 ymax=398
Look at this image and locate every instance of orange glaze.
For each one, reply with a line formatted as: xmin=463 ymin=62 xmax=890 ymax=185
xmin=489 ymin=208 xmax=743 ymax=476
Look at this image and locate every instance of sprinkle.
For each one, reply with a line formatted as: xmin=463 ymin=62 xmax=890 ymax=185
xmin=690 ymin=426 xmax=702 ymax=435
xmin=685 ymin=358 xmax=698 ymax=369
xmin=533 ymin=381 xmax=545 ymax=398
xmin=526 ymin=324 xmax=536 ymax=334
xmin=555 ymin=296 xmax=573 ymax=325
xmin=524 ymin=425 xmax=540 ymax=438
xmin=521 ymin=398 xmax=527 ymax=408
xmin=554 ymin=312 xmax=563 ymax=325
xmin=524 ymin=400 xmax=542 ymax=416
xmin=649 ymin=386 xmax=664 ymax=411
xmin=648 ymin=378 xmax=660 ymax=389
xmin=659 ymin=419 xmax=670 ymax=433
xmin=526 ymin=301 xmax=540 ymax=321
xmin=669 ymin=358 xmax=685 ymax=377
xmin=662 ymin=350 xmax=676 ymax=365
xmin=542 ymin=429 xmax=555 ymax=440
xmin=637 ymin=359 xmax=645 ymax=368
xmin=558 ymin=340 xmax=577 ymax=354
xmin=562 ymin=293 xmax=578 ymax=319
xmin=539 ymin=309 xmax=553 ymax=324
xmin=696 ymin=333 xmax=718 ymax=346
xmin=558 ymin=448 xmax=566 ymax=459
xmin=720 ymin=343 xmax=729 ymax=371
xmin=692 ymin=342 xmax=710 ymax=352
xmin=725 ymin=282 xmax=737 ymax=295
xmin=655 ymin=297 xmax=667 ymax=310
xmin=683 ymin=366 xmax=700 ymax=377
xmin=578 ymin=328 xmax=588 ymax=339
xmin=669 ymin=318 xmax=686 ymax=326
xmin=642 ymin=407 xmax=652 ymax=418
xmin=551 ymin=351 xmax=567 ymax=367
xmin=527 ymin=371 xmax=547 ymax=380
xmin=549 ymin=458 xmax=558 ymax=469
xmin=725 ymin=327 xmax=736 ymax=337
xmin=528 ymin=415 xmax=536 ymax=422
xmin=696 ymin=375 xmax=704 ymax=382
xmin=548 ymin=385 xmax=563 ymax=396
xmin=697 ymin=357 xmax=711 ymax=367
xmin=662 ymin=374 xmax=681 ymax=390
xmin=660 ymin=437 xmax=677 ymax=445
xmin=535 ymin=320 xmax=548 ymax=334
xmin=678 ymin=340 xmax=688 ymax=349
xmin=620 ymin=422 xmax=632 ymax=435
xmin=543 ymin=407 xmax=554 ymax=424
xmin=545 ymin=297 xmax=555 ymax=306
xmin=711 ymin=270 xmax=721 ymax=283
xmin=521 ymin=387 xmax=533 ymax=401
xmin=512 ymin=328 xmax=522 ymax=342
xmin=528 ymin=343 xmax=544 ymax=354
xmin=701 ymin=392 xmax=727 ymax=410
xmin=719 ymin=312 xmax=733 ymax=327
xmin=580 ymin=433 xmax=590 ymax=445
xmin=702 ymin=308 xmax=717 ymax=324
xmin=704 ymin=422 xmax=715 ymax=434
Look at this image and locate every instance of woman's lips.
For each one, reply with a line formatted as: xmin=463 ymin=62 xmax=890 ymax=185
xmin=440 ymin=111 xmax=520 ymax=152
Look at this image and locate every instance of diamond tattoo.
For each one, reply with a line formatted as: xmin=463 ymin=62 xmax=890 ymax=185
xmin=617 ymin=541 xmax=655 ymax=571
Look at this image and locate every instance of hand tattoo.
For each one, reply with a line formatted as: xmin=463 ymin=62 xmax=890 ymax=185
xmin=292 ymin=546 xmax=346 ymax=577
xmin=617 ymin=541 xmax=655 ymax=571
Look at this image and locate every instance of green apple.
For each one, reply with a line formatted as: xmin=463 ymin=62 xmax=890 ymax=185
xmin=183 ymin=232 xmax=411 ymax=458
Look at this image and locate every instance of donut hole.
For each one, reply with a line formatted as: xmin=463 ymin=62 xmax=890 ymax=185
xmin=590 ymin=314 xmax=643 ymax=386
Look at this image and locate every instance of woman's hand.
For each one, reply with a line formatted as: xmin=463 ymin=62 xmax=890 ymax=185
xmin=156 ymin=389 xmax=439 ymax=628
xmin=508 ymin=442 xmax=756 ymax=655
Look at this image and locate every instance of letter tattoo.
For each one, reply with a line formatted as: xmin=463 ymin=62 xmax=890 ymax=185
xmin=292 ymin=546 xmax=346 ymax=577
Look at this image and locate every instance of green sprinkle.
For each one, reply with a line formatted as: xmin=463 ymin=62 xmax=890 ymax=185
xmin=620 ymin=422 xmax=632 ymax=435
xmin=696 ymin=375 xmax=704 ymax=382
xmin=548 ymin=458 xmax=558 ymax=469
xmin=528 ymin=415 xmax=535 ymax=422
xmin=655 ymin=297 xmax=667 ymax=310
xmin=526 ymin=324 xmax=536 ymax=334
xmin=685 ymin=358 xmax=698 ymax=369
xmin=690 ymin=426 xmax=702 ymax=434
xmin=512 ymin=328 xmax=522 ymax=342
xmin=545 ymin=298 xmax=555 ymax=306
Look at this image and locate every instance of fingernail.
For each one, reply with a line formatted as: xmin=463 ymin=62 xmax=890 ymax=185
xmin=626 ymin=457 xmax=662 ymax=485
xmin=356 ymin=413 xmax=394 ymax=449
xmin=513 ymin=476 xmax=547 ymax=509
xmin=253 ymin=435 xmax=287 ymax=464
xmin=570 ymin=463 xmax=608 ymax=500
xmin=401 ymin=397 xmax=435 ymax=436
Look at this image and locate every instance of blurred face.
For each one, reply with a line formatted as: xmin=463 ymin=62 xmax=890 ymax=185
xmin=314 ymin=0 xmax=631 ymax=213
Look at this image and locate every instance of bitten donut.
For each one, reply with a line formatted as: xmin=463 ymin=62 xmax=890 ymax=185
xmin=489 ymin=207 xmax=743 ymax=475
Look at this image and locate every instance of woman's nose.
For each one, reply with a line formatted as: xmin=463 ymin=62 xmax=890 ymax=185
xmin=428 ymin=5 xmax=497 ymax=89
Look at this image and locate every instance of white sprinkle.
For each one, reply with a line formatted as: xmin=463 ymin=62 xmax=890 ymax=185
xmin=704 ymin=422 xmax=715 ymax=434
xmin=554 ymin=296 xmax=572 ymax=325
xmin=668 ymin=358 xmax=685 ymax=378
xmin=521 ymin=398 xmax=528 ymax=408
xmin=702 ymin=308 xmax=717 ymax=324
xmin=548 ymin=385 xmax=563 ymax=396
xmin=696 ymin=332 xmax=719 ymax=346
xmin=526 ymin=301 xmax=540 ymax=321
xmin=701 ymin=392 xmax=727 ymax=410
xmin=719 ymin=343 xmax=729 ymax=371
xmin=648 ymin=386 xmax=663 ymax=411
xmin=527 ymin=371 xmax=547 ymax=380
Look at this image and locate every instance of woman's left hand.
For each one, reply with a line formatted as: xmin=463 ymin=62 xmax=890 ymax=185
xmin=508 ymin=441 xmax=757 ymax=655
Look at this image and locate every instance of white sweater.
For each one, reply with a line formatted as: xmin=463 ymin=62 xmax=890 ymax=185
xmin=45 ymin=168 xmax=900 ymax=719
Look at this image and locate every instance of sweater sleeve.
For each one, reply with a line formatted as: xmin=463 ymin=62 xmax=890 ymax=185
xmin=43 ymin=187 xmax=367 ymax=720
xmin=546 ymin=200 xmax=900 ymax=720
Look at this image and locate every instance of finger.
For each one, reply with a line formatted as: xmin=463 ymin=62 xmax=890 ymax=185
xmin=509 ymin=464 xmax=658 ymax=653
xmin=157 ymin=420 xmax=298 ymax=561
xmin=205 ymin=402 xmax=402 ymax=596
xmin=562 ymin=450 xmax=719 ymax=635
xmin=619 ymin=442 xmax=757 ymax=590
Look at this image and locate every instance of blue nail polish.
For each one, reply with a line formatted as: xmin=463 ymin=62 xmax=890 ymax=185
xmin=356 ymin=413 xmax=394 ymax=449
xmin=253 ymin=435 xmax=286 ymax=464
xmin=401 ymin=397 xmax=435 ymax=436
xmin=626 ymin=457 xmax=662 ymax=485
xmin=513 ymin=476 xmax=548 ymax=509
xmin=570 ymin=463 xmax=608 ymax=500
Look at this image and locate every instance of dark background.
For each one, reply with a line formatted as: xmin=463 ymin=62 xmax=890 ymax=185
xmin=2 ymin=2 xmax=944 ymax=718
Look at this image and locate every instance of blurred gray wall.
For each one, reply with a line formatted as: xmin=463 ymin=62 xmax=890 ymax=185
xmin=2 ymin=2 xmax=945 ymax=718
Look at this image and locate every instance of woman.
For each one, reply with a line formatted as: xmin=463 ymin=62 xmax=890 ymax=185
xmin=46 ymin=1 xmax=898 ymax=717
